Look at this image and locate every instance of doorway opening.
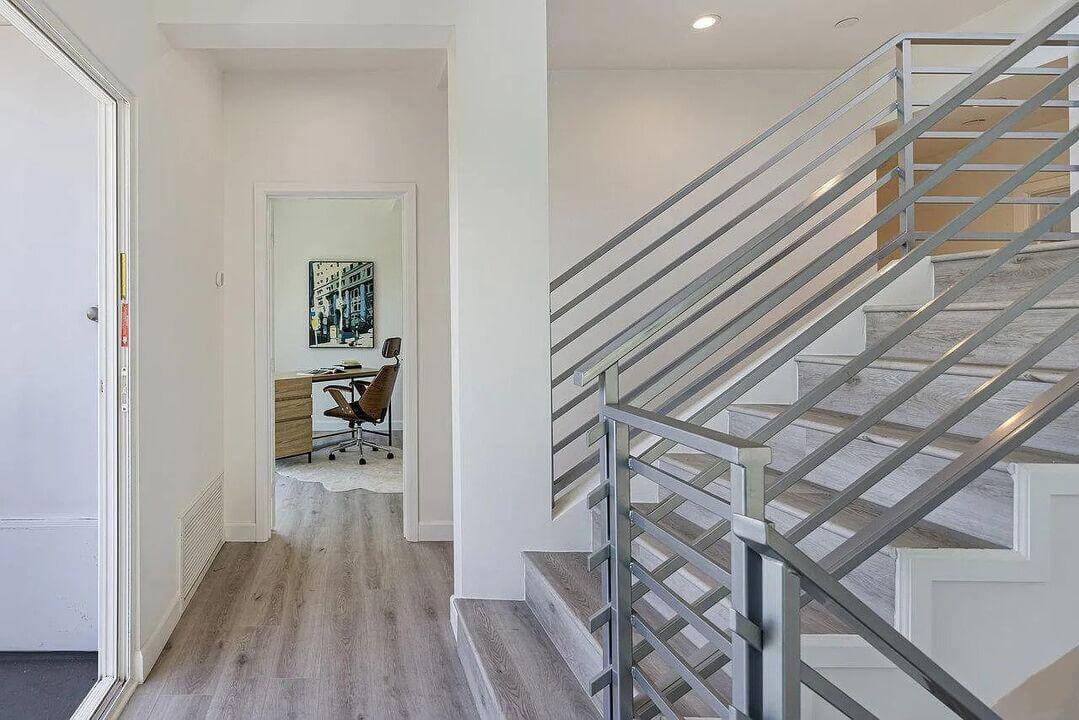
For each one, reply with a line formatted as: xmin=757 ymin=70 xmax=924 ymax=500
xmin=254 ymin=186 xmax=419 ymax=540
xmin=0 ymin=1 xmax=133 ymax=718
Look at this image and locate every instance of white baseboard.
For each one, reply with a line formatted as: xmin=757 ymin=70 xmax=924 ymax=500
xmin=135 ymin=592 xmax=183 ymax=682
xmin=224 ymin=522 xmax=258 ymax=542
xmin=417 ymin=520 xmax=453 ymax=541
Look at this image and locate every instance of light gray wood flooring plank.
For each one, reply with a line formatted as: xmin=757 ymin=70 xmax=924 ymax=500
xmin=121 ymin=478 xmax=477 ymax=720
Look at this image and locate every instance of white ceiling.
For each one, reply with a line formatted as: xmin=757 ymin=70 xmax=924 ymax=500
xmin=547 ymin=0 xmax=1010 ymax=70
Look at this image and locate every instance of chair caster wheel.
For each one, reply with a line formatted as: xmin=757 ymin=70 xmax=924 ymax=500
xmin=329 ymin=453 xmax=336 ymax=461
xmin=359 ymin=458 xmax=367 ymax=465
xmin=387 ymin=453 xmax=394 ymax=460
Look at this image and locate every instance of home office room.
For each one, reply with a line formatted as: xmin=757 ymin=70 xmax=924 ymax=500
xmin=271 ymin=197 xmax=406 ymax=492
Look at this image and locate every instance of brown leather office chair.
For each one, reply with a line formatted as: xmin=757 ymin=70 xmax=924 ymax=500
xmin=322 ymin=337 xmax=401 ymax=464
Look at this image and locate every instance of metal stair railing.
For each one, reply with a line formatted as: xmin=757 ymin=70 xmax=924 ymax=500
xmin=580 ymin=2 xmax=1079 ymax=718
xmin=552 ymin=19 xmax=1079 ymax=507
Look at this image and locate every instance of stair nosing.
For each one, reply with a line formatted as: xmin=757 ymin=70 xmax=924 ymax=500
xmin=929 ymin=239 xmax=1079 ymax=263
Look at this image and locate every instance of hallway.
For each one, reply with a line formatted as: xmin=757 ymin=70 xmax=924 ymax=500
xmin=121 ymin=478 xmax=478 ymax=719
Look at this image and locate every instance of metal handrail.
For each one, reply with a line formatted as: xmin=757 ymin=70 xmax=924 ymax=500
xmin=569 ymin=3 xmax=1079 ymax=389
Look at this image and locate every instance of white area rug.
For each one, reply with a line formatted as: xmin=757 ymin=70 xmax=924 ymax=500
xmin=275 ymin=451 xmax=402 ymax=493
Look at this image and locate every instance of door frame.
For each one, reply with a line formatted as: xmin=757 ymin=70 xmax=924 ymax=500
xmin=0 ymin=1 xmax=137 ymax=717
xmin=253 ymin=183 xmax=420 ymax=541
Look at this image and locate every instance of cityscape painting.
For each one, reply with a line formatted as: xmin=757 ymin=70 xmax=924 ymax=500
xmin=308 ymin=260 xmax=375 ymax=348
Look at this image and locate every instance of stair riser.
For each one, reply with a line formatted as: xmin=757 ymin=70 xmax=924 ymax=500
xmin=864 ymin=307 xmax=1079 ymax=369
xmin=523 ymin=560 xmax=602 ymax=711
xmin=797 ymin=360 xmax=1079 ymax=455
xmin=524 ymin=550 xmax=712 ymax=717
xmin=455 ymin=607 xmax=501 ymax=720
xmin=728 ymin=410 xmax=1013 ymax=547
xmin=933 ymin=247 xmax=1079 ymax=304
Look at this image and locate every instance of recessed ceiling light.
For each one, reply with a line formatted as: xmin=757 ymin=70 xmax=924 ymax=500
xmin=692 ymin=14 xmax=721 ymax=30
xmin=834 ymin=16 xmax=860 ymax=29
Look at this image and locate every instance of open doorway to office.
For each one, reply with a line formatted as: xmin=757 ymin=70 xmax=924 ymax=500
xmin=253 ymin=186 xmax=419 ymax=540
xmin=0 ymin=1 xmax=133 ymax=719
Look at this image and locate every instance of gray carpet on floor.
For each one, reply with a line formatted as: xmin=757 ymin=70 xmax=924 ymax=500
xmin=0 ymin=652 xmax=97 ymax=719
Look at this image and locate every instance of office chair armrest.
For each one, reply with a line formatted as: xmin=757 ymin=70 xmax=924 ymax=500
xmin=323 ymin=386 xmax=354 ymax=414
xmin=351 ymin=380 xmax=371 ymax=393
xmin=322 ymin=384 xmax=353 ymax=393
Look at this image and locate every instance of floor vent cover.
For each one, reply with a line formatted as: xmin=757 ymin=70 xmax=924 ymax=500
xmin=180 ymin=475 xmax=224 ymax=599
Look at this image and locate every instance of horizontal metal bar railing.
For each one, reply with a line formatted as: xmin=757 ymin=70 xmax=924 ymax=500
xmin=551 ymin=168 xmax=898 ymax=416
xmin=571 ymin=3 xmax=1079 ymax=389
xmin=550 ymin=100 xmax=896 ymax=356
xmin=558 ymin=82 xmax=1079 ymax=496
xmin=550 ymin=74 xmax=898 ymax=325
xmin=548 ymin=36 xmax=904 ymax=295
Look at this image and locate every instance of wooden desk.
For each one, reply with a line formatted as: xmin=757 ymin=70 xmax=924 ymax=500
xmin=274 ymin=369 xmax=379 ymax=461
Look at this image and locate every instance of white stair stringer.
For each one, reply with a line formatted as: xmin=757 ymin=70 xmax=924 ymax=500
xmin=800 ymin=462 xmax=1079 ymax=720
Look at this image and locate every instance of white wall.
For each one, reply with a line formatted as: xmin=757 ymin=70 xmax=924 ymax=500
xmin=0 ymin=25 xmax=99 ymax=650
xmin=36 ymin=0 xmax=226 ymax=672
xmin=221 ymin=69 xmax=453 ymax=540
xmin=271 ymin=197 xmax=404 ymax=428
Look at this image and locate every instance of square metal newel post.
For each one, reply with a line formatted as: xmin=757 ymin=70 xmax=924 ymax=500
xmin=730 ymin=458 xmax=801 ymax=720
xmin=599 ymin=365 xmax=634 ymax=719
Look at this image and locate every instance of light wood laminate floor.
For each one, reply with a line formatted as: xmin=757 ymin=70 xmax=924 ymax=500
xmin=121 ymin=478 xmax=478 ymax=720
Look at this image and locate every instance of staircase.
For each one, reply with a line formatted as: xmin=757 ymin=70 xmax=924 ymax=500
xmin=456 ymin=5 xmax=1079 ymax=719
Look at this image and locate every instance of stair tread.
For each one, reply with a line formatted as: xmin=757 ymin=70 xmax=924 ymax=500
xmin=864 ymin=300 xmax=1079 ymax=313
xmin=658 ymin=454 xmax=1000 ymax=552
xmin=631 ymin=503 xmax=851 ymax=635
xmin=523 ymin=552 xmax=729 ymax=716
xmin=795 ymin=353 xmax=1072 ymax=385
xmin=729 ymin=401 xmax=1079 ymax=467
xmin=455 ymin=598 xmax=602 ymax=720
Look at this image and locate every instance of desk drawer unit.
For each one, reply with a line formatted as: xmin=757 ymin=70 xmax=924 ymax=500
xmin=274 ymin=376 xmax=313 ymax=459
